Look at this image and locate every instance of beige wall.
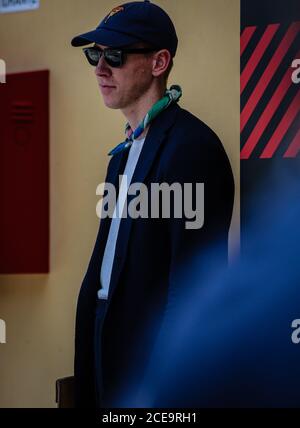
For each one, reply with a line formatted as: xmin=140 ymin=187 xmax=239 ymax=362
xmin=0 ymin=0 xmax=240 ymax=408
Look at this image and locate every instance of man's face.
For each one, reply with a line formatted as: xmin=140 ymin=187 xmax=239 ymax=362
xmin=94 ymin=44 xmax=155 ymax=110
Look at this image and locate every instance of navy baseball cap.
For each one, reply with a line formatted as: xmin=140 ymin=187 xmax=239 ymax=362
xmin=71 ymin=0 xmax=178 ymax=57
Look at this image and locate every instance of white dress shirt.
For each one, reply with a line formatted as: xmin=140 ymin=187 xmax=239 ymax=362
xmin=98 ymin=137 xmax=146 ymax=300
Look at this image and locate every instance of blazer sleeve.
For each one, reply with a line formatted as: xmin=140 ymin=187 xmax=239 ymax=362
xmin=162 ymin=127 xmax=235 ymax=306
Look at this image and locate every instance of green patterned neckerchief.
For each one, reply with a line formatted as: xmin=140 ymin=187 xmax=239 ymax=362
xmin=108 ymin=85 xmax=182 ymax=156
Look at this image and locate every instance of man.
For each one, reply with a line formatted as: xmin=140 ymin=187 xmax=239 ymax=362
xmin=71 ymin=0 xmax=234 ymax=408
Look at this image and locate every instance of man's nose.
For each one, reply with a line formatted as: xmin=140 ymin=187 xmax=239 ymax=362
xmin=95 ymin=56 xmax=111 ymax=77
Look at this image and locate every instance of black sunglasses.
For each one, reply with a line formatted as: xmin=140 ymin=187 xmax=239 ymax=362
xmin=82 ymin=46 xmax=157 ymax=68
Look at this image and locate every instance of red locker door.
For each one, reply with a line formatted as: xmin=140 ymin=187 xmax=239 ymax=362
xmin=0 ymin=70 xmax=49 ymax=274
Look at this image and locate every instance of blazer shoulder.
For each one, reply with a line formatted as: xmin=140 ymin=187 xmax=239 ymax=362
xmin=159 ymin=106 xmax=234 ymax=183
xmin=167 ymin=106 xmax=228 ymax=160
xmin=175 ymin=107 xmax=221 ymax=143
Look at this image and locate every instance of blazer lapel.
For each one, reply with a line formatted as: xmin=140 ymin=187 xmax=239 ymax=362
xmin=107 ymin=103 xmax=181 ymax=303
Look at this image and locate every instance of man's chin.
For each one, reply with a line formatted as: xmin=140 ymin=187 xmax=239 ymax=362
xmin=102 ymin=98 xmax=121 ymax=110
xmin=106 ymin=104 xmax=120 ymax=110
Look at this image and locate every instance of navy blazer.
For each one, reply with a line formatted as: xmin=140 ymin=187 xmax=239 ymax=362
xmin=74 ymin=103 xmax=235 ymax=407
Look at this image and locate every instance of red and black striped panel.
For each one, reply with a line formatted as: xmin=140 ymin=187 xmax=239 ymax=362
xmin=240 ymin=0 xmax=300 ymax=253
xmin=241 ymin=21 xmax=300 ymax=159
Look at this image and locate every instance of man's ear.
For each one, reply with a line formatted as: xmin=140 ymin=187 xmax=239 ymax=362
xmin=152 ymin=49 xmax=171 ymax=78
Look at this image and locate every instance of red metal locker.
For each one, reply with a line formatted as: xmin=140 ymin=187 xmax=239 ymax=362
xmin=0 ymin=70 xmax=49 ymax=274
